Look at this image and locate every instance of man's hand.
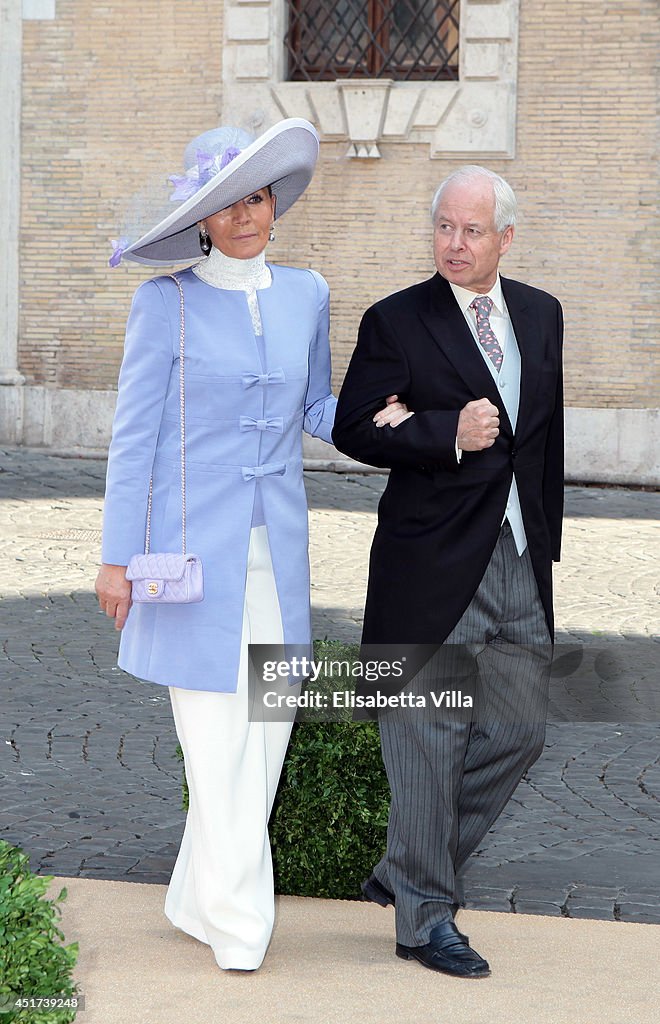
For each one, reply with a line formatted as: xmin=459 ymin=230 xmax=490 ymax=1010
xmin=457 ymin=398 xmax=499 ymax=451
xmin=373 ymin=394 xmax=414 ymax=429
xmin=95 ymin=564 xmax=132 ymax=631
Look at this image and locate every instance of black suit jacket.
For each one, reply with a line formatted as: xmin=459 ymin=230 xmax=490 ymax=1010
xmin=332 ymin=272 xmax=564 ymax=645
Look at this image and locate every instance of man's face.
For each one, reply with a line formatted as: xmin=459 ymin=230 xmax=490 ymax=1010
xmin=433 ymin=179 xmax=514 ymax=294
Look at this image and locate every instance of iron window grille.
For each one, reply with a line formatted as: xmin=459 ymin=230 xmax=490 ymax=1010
xmin=285 ymin=0 xmax=460 ymax=82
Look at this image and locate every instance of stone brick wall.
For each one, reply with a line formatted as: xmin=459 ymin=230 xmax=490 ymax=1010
xmin=18 ymin=0 xmax=659 ymax=413
xmin=19 ymin=0 xmax=223 ymax=388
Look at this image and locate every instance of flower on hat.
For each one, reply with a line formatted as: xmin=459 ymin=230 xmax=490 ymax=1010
xmin=109 ymin=237 xmax=129 ymax=268
xmin=168 ymin=146 xmax=243 ymax=202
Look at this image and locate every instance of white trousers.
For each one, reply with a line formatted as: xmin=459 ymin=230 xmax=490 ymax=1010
xmin=164 ymin=526 xmax=294 ymax=970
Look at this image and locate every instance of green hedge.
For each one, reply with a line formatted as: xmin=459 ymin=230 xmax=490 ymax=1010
xmin=177 ymin=640 xmax=390 ymax=899
xmin=270 ymin=719 xmax=389 ymax=898
xmin=0 ymin=842 xmax=79 ymax=1024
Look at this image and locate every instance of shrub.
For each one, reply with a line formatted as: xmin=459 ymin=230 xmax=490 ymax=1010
xmin=270 ymin=719 xmax=389 ymax=898
xmin=0 ymin=842 xmax=79 ymax=1024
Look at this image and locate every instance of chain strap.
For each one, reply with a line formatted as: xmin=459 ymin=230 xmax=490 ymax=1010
xmin=144 ymin=274 xmax=187 ymax=555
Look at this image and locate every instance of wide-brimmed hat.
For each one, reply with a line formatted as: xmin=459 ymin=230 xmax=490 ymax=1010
xmin=112 ymin=117 xmax=319 ymax=267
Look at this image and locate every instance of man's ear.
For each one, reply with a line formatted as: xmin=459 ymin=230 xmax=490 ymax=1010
xmin=499 ymin=224 xmax=514 ymax=256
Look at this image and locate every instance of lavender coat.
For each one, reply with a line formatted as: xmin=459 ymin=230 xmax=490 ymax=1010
xmin=101 ymin=265 xmax=336 ymax=691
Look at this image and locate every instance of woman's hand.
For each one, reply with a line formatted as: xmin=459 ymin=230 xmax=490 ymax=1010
xmin=373 ymin=394 xmax=414 ymax=429
xmin=95 ymin=564 xmax=132 ymax=631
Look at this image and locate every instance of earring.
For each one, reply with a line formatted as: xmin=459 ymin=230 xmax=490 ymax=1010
xmin=268 ymin=225 xmax=275 ymax=242
xmin=199 ymin=228 xmax=212 ymax=255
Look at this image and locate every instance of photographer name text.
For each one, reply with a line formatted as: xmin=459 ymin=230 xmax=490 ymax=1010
xmin=262 ymin=690 xmax=473 ymax=709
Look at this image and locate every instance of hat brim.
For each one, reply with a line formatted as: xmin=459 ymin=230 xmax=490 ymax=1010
xmin=122 ymin=118 xmax=319 ymax=266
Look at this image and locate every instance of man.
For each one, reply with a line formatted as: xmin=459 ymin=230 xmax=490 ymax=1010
xmin=332 ymin=166 xmax=563 ymax=978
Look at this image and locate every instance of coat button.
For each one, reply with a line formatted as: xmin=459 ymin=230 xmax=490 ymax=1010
xmin=511 ymin=448 xmax=518 ymax=459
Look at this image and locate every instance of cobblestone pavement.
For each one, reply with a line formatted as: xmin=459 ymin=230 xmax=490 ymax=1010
xmin=1 ymin=448 xmax=659 ymax=922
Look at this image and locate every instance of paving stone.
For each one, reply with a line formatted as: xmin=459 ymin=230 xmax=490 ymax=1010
xmin=568 ymin=885 xmax=621 ymax=900
xmin=617 ymin=904 xmax=660 ymax=924
xmin=81 ymin=853 xmax=142 ymax=870
xmin=514 ymin=887 xmax=574 ymax=903
xmin=512 ymin=901 xmax=565 ymax=917
xmin=465 ymin=897 xmax=513 ymax=913
xmin=463 ymin=890 xmax=513 ymax=913
xmin=568 ymin=902 xmax=618 ymax=921
xmin=617 ymin=892 xmax=660 ymax=908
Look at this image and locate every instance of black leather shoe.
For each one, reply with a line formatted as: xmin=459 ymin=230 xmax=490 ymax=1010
xmin=396 ymin=920 xmax=490 ymax=979
xmin=361 ymin=875 xmax=395 ymax=907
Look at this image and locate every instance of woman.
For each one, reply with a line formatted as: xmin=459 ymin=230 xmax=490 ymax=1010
xmin=95 ymin=118 xmax=406 ymax=971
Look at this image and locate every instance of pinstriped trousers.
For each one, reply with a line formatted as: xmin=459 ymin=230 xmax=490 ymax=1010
xmin=373 ymin=522 xmax=552 ymax=946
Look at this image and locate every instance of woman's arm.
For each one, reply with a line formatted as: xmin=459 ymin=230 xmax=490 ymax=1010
xmin=101 ymin=279 xmax=175 ymax=564
xmin=96 ymin=278 xmax=175 ymax=627
xmin=302 ymin=270 xmax=336 ymax=443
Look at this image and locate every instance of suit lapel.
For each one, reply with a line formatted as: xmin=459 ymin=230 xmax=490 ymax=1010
xmin=418 ymin=274 xmax=513 ymax=436
xmin=500 ymin=276 xmax=544 ymax=439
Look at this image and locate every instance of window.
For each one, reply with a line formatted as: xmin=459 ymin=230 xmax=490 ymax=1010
xmin=285 ymin=0 xmax=459 ymax=82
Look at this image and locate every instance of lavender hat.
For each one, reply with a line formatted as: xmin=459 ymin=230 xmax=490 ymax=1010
xmin=112 ymin=118 xmax=320 ymax=267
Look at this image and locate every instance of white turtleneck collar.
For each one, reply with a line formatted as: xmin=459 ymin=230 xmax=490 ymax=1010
xmin=192 ymin=245 xmax=272 ymax=291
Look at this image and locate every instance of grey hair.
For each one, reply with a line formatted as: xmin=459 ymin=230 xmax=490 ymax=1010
xmin=430 ymin=165 xmax=517 ymax=232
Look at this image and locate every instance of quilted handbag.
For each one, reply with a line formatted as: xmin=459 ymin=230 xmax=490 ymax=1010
xmin=126 ymin=552 xmax=203 ymax=604
xmin=128 ymin=275 xmax=204 ymax=605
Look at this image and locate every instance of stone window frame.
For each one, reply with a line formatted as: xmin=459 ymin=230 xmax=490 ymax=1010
xmin=222 ymin=0 xmax=519 ymax=159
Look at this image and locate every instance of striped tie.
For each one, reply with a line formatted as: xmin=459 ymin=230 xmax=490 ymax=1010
xmin=470 ymin=295 xmax=503 ymax=372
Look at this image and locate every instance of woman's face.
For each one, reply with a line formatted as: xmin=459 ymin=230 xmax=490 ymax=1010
xmin=202 ymin=188 xmax=276 ymax=260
